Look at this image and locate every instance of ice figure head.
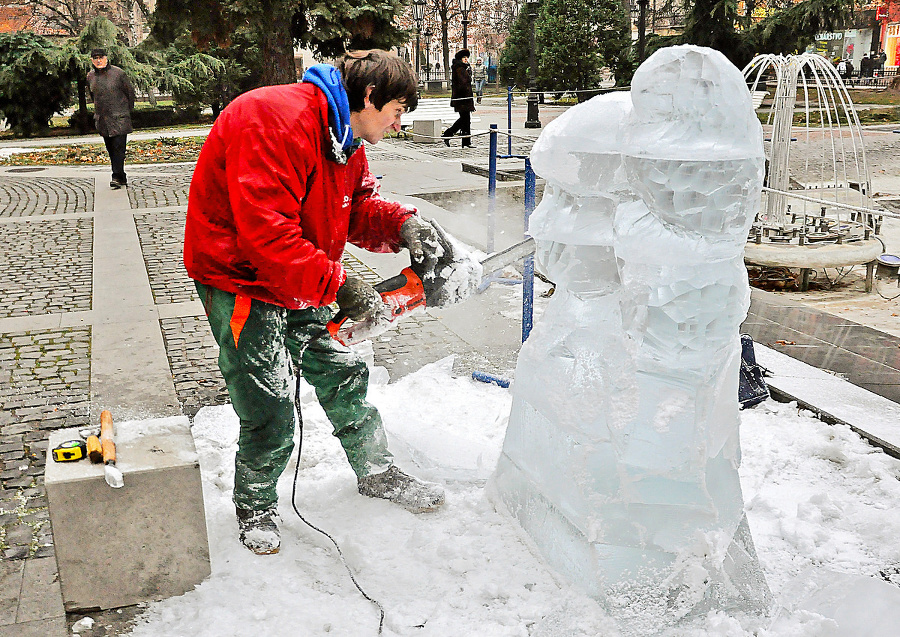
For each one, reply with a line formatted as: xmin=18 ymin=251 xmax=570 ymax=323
xmin=625 ymin=45 xmax=763 ymax=161
xmin=529 ymin=92 xmax=634 ymax=248
xmin=530 ymin=91 xmax=632 ymax=197
xmin=621 ymin=45 xmax=765 ymax=240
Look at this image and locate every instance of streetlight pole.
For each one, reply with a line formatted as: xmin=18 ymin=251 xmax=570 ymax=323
xmin=459 ymin=0 xmax=472 ymax=51
xmin=424 ymin=28 xmax=433 ymax=81
xmin=524 ymin=0 xmax=541 ymax=128
xmin=413 ymin=0 xmax=426 ymax=79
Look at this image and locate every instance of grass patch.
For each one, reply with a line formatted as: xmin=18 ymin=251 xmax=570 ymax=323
xmin=0 ymin=136 xmax=206 ymax=165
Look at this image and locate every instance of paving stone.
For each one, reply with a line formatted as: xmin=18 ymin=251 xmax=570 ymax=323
xmin=134 ymin=210 xmax=197 ymax=304
xmin=0 ymin=176 xmax=93 ymax=217
xmin=0 ymin=218 xmax=92 ymax=318
xmin=128 ymin=174 xmax=191 ymax=209
xmin=4 ymin=524 xmax=33 ymax=545
xmin=4 ymin=545 xmax=29 ymax=560
xmin=31 ymin=545 xmax=54 ymax=559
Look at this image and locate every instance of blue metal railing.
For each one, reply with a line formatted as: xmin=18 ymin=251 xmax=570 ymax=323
xmin=485 ymin=124 xmax=535 ymax=343
xmin=471 ymin=116 xmax=538 ymax=387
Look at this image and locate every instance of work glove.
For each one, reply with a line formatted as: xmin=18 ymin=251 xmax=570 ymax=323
xmin=400 ymin=215 xmax=444 ymax=275
xmin=336 ymin=276 xmax=384 ymax=322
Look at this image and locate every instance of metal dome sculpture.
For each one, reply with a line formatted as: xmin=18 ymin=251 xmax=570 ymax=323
xmin=742 ymin=53 xmax=883 ymax=290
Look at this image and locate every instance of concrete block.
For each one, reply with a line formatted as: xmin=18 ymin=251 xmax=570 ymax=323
xmin=412 ymin=118 xmax=442 ymax=143
xmin=45 ymin=416 xmax=210 ymax=612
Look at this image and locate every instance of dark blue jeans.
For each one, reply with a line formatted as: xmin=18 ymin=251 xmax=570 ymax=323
xmin=103 ymin=134 xmax=128 ymax=183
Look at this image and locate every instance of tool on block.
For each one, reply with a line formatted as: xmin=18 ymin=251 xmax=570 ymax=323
xmin=100 ymin=410 xmax=124 ymax=488
xmin=52 ymin=440 xmax=88 ymax=462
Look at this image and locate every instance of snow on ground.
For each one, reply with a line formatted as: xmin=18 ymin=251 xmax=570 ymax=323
xmin=128 ymin=357 xmax=900 ymax=637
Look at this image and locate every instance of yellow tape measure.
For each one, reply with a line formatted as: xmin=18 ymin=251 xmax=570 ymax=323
xmin=52 ymin=440 xmax=87 ymax=462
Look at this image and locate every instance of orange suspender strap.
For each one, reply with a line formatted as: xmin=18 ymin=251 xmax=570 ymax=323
xmin=229 ymin=294 xmax=252 ymax=348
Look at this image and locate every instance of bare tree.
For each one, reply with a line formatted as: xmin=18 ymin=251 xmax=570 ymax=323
xmin=22 ymin=0 xmax=149 ymax=41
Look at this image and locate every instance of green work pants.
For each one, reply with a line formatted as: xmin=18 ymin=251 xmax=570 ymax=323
xmin=196 ymin=282 xmax=393 ymax=512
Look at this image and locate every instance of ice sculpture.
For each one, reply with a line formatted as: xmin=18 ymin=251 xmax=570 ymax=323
xmin=491 ymin=45 xmax=771 ymax=629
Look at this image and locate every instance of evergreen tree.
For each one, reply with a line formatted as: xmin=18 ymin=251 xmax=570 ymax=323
xmin=152 ymin=0 xmax=410 ymax=87
xmin=672 ymin=0 xmax=855 ymax=69
xmin=536 ymin=0 xmax=632 ymax=91
xmin=499 ymin=0 xmax=633 ymax=93
xmin=0 ymin=32 xmax=79 ymax=136
xmin=498 ymin=10 xmax=531 ymax=87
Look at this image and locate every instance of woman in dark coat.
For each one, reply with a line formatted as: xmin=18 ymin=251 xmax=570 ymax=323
xmin=442 ymin=49 xmax=475 ymax=147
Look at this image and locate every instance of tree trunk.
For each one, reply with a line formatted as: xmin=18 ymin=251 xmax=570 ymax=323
xmin=257 ymin=11 xmax=296 ymax=86
xmin=75 ymin=76 xmax=92 ymax=134
xmin=441 ymin=19 xmax=450 ymax=83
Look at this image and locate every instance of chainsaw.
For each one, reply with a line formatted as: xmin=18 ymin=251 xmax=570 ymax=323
xmin=327 ymin=220 xmax=535 ymax=346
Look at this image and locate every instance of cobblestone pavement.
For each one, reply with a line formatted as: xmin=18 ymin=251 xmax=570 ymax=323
xmin=0 ymin=218 xmax=93 ymax=318
xmin=160 ymin=315 xmax=228 ymax=419
xmin=0 ymin=327 xmax=91 ymax=561
xmin=389 ymin=138 xmax=535 ymax=159
xmin=127 ymin=163 xmax=195 ymax=174
xmin=0 ymin=176 xmax=94 ymax=217
xmin=127 ymin=174 xmax=192 ymax=209
xmin=365 ymin=150 xmax=416 ymax=161
xmin=134 ymin=210 xmax=196 ymax=304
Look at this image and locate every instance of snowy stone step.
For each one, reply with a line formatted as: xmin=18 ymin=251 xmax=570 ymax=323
xmin=755 ymin=343 xmax=900 ymax=458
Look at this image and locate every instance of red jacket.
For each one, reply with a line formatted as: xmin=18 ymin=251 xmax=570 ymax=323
xmin=184 ymin=83 xmax=415 ymax=309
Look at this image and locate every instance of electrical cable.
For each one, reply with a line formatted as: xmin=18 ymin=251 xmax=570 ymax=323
xmin=289 ymin=363 xmax=385 ymax=635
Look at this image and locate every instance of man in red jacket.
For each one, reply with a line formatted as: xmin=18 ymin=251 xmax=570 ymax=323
xmin=184 ymin=50 xmax=445 ymax=555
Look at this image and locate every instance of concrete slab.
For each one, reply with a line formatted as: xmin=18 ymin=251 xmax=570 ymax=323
xmin=15 ymin=557 xmax=63 ymax=623
xmin=90 ymin=319 xmax=181 ymax=420
xmin=0 ymin=560 xmax=23 ymax=626
xmin=0 ymin=616 xmax=66 ymax=637
xmin=45 ymin=417 xmax=210 ymax=612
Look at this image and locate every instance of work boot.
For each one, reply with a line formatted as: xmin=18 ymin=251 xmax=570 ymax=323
xmin=358 ymin=466 xmax=445 ymax=513
xmin=236 ymin=507 xmax=281 ymax=555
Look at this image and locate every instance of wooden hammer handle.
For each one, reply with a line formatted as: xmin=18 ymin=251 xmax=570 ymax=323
xmin=100 ymin=410 xmax=116 ymax=464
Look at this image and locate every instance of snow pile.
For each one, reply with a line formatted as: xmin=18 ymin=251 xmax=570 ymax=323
xmin=127 ymin=359 xmax=900 ymax=636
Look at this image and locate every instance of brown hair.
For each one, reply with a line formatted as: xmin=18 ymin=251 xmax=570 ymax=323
xmin=340 ymin=50 xmax=418 ymax=113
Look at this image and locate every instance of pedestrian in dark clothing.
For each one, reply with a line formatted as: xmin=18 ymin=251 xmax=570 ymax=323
xmin=86 ymin=48 xmax=135 ymax=189
xmin=442 ymin=49 xmax=476 ymax=147
xmin=860 ymin=54 xmax=871 ymax=79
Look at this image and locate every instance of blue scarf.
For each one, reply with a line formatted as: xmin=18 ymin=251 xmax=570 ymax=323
xmin=302 ymin=64 xmax=354 ymax=155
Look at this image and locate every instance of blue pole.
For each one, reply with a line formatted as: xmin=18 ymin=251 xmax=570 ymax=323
xmin=522 ymin=158 xmax=536 ymax=342
xmin=488 ymin=125 xmax=498 ymax=254
xmin=507 ymin=86 xmax=513 ymax=156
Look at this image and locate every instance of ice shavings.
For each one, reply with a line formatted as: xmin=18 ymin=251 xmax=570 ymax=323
xmin=127 ymin=355 xmax=900 ymax=636
xmin=422 ymin=219 xmax=483 ymax=308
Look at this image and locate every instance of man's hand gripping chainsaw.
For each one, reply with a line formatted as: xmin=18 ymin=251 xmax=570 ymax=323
xmin=327 ymin=218 xmax=472 ymax=346
xmin=327 ymin=218 xmax=536 ymax=346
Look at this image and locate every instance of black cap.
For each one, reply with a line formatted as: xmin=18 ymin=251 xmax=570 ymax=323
xmin=455 ymin=49 xmax=470 ymax=61
xmin=90 ymin=48 xmax=107 ymax=58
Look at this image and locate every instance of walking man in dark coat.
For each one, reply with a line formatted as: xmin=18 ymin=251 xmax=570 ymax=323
xmin=87 ymin=48 xmax=135 ymax=189
xmin=442 ymin=49 xmax=476 ymax=147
